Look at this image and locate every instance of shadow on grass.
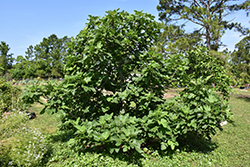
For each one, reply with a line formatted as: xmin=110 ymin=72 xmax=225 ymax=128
xmin=42 ymin=130 xmax=218 ymax=166
xmin=235 ymin=94 xmax=250 ymax=103
xmin=0 ymin=146 xmax=12 ymax=167
xmin=176 ymin=133 xmax=218 ymax=153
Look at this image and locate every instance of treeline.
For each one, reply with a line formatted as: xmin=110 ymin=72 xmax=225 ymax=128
xmin=1 ymin=0 xmax=250 ymax=85
xmin=0 ymin=34 xmax=70 ymax=80
xmin=2 ymin=35 xmax=250 ymax=85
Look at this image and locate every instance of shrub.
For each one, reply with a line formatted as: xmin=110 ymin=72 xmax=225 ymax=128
xmin=0 ymin=77 xmax=22 ymax=116
xmin=21 ymin=10 xmax=232 ymax=154
xmin=164 ymin=47 xmax=232 ymax=140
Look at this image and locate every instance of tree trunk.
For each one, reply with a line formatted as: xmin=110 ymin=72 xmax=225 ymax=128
xmin=206 ymin=25 xmax=211 ymax=50
xmin=206 ymin=1 xmax=211 ymax=50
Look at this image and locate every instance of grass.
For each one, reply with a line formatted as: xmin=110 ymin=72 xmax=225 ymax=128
xmin=27 ymin=102 xmax=60 ymax=134
xmin=213 ymin=89 xmax=250 ymax=166
xmin=1 ymin=88 xmax=250 ymax=166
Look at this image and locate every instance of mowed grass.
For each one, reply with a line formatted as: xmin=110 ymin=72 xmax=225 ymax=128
xmin=214 ymin=89 xmax=250 ymax=166
xmin=28 ymin=102 xmax=60 ymax=134
xmin=21 ymin=89 xmax=250 ymax=166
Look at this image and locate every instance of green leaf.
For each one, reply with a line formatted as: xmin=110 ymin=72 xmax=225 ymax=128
xmin=109 ymin=148 xmax=115 ymax=154
xmin=67 ymin=138 xmax=75 ymax=145
xmin=203 ymin=105 xmax=211 ymax=112
xmin=102 ymin=107 xmax=110 ymax=113
xmin=132 ymin=140 xmax=143 ymax=153
xmin=97 ymin=41 xmax=103 ymax=49
xmin=76 ymin=117 xmax=80 ymax=125
xmin=188 ymin=93 xmax=195 ymax=99
xmin=208 ymin=94 xmax=216 ymax=103
xmin=114 ymin=148 xmax=120 ymax=153
xmin=161 ymin=142 xmax=167 ymax=150
xmin=182 ymin=105 xmax=190 ymax=114
xmin=168 ymin=140 xmax=176 ymax=150
xmin=129 ymin=101 xmax=136 ymax=108
xmin=99 ymin=116 xmax=105 ymax=125
xmin=160 ymin=118 xmax=168 ymax=128
xmin=101 ymin=131 xmax=110 ymax=140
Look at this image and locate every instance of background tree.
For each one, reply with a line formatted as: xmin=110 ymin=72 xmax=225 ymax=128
xmin=24 ymin=45 xmax=37 ymax=78
xmin=153 ymin=24 xmax=202 ymax=56
xmin=0 ymin=41 xmax=13 ymax=76
xmin=157 ymin=0 xmax=249 ymax=51
xmin=231 ymin=35 xmax=250 ymax=84
xmin=33 ymin=34 xmax=69 ymax=78
xmin=11 ymin=55 xmax=26 ymax=80
xmin=11 ymin=35 xmax=69 ymax=79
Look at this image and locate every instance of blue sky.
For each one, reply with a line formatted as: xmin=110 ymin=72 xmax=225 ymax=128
xmin=0 ymin=0 xmax=249 ymax=58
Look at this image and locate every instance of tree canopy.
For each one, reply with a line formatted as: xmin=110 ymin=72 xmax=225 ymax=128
xmin=153 ymin=24 xmax=202 ymax=56
xmin=231 ymin=35 xmax=250 ymax=84
xmin=157 ymin=0 xmax=250 ymax=51
xmin=0 ymin=41 xmax=13 ymax=77
xmin=11 ymin=34 xmax=69 ymax=79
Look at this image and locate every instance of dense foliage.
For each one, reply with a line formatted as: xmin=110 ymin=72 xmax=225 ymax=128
xmin=167 ymin=47 xmax=232 ymax=141
xmin=22 ymin=9 xmax=232 ymax=155
xmin=0 ymin=41 xmax=13 ymax=77
xmin=0 ymin=77 xmax=22 ymax=115
xmin=11 ymin=34 xmax=69 ymax=79
xmin=231 ymin=35 xmax=250 ymax=84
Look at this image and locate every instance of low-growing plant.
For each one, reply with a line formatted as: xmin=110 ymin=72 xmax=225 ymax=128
xmin=21 ymin=9 xmax=232 ymax=156
xmin=0 ymin=111 xmax=48 ymax=166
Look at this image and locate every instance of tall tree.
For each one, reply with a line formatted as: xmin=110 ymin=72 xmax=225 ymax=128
xmin=11 ymin=35 xmax=69 ymax=79
xmin=34 ymin=34 xmax=69 ymax=78
xmin=157 ymin=0 xmax=249 ymax=51
xmin=0 ymin=41 xmax=13 ymax=76
xmin=24 ymin=45 xmax=37 ymax=78
xmin=231 ymin=35 xmax=250 ymax=83
xmin=153 ymin=24 xmax=202 ymax=56
xmin=11 ymin=55 xmax=26 ymax=79
xmin=25 ymin=45 xmax=35 ymax=61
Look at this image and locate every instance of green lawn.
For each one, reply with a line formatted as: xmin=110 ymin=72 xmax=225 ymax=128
xmin=1 ymin=89 xmax=250 ymax=166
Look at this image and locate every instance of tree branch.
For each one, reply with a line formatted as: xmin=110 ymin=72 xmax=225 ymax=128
xmin=212 ymin=0 xmax=226 ymax=14
xmin=185 ymin=17 xmax=204 ymax=26
xmin=200 ymin=0 xmax=207 ymax=7
xmin=194 ymin=0 xmax=202 ymax=8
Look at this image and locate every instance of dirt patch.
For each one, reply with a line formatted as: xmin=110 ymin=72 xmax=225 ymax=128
xmin=1 ymin=112 xmax=13 ymax=120
xmin=236 ymin=94 xmax=250 ymax=99
xmin=163 ymin=93 xmax=178 ymax=99
xmin=40 ymin=97 xmax=47 ymax=103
